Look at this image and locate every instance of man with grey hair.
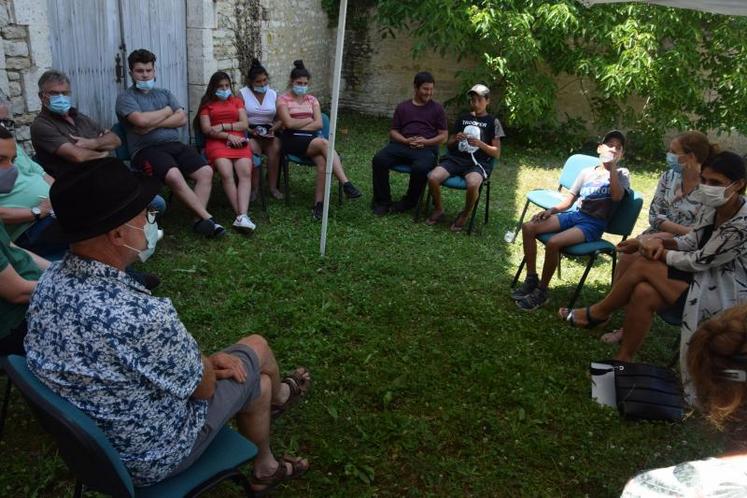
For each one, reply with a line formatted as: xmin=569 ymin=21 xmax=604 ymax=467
xmin=0 ymin=91 xmax=65 ymax=259
xmin=31 ymin=69 xmax=122 ymax=178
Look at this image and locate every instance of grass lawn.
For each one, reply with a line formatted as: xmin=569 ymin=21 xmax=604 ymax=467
xmin=0 ymin=112 xmax=724 ymax=497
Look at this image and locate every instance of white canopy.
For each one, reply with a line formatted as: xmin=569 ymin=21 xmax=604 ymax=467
xmin=581 ymin=0 xmax=747 ymax=16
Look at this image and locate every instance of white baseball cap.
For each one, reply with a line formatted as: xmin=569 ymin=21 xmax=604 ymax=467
xmin=467 ymin=84 xmax=490 ymax=97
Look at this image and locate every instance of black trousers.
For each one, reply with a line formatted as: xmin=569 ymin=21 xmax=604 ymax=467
xmin=0 ymin=320 xmax=26 ymax=356
xmin=371 ymin=142 xmax=438 ymax=206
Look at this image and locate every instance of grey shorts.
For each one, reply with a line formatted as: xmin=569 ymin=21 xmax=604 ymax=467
xmin=167 ymin=343 xmax=261 ymax=477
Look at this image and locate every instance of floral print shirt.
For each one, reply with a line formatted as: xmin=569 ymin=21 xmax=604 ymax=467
xmin=24 ymin=254 xmax=207 ymax=486
xmin=644 ymin=169 xmax=703 ymax=234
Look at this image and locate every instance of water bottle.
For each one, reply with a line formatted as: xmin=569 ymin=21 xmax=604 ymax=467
xmin=504 ymin=229 xmax=516 ymax=243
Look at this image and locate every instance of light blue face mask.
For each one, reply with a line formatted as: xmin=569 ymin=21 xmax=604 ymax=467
xmin=666 ymin=152 xmax=682 ymax=174
xmin=215 ymin=88 xmax=232 ymax=101
xmin=48 ymin=94 xmax=72 ymax=115
xmin=0 ymin=165 xmax=19 ymax=194
xmin=292 ymin=85 xmax=309 ymax=96
xmin=125 ymin=219 xmax=162 ymax=263
xmin=135 ymin=78 xmax=155 ymax=91
xmin=253 ymin=85 xmax=268 ymax=94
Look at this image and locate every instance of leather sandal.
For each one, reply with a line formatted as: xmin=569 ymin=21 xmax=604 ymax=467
xmin=271 ymin=367 xmax=311 ymax=419
xmin=251 ymin=455 xmax=309 ymax=497
xmin=558 ymin=306 xmax=609 ymax=329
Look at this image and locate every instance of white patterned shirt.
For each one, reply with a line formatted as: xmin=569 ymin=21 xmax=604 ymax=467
xmin=24 ymin=254 xmax=207 ymax=485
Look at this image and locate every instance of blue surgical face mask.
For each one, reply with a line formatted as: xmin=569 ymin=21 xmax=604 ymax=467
xmin=215 ymin=89 xmax=232 ymax=101
xmin=292 ymin=85 xmax=309 ymax=96
xmin=253 ymin=85 xmax=268 ymax=94
xmin=135 ymin=78 xmax=155 ymax=91
xmin=48 ymin=94 xmax=72 ymax=115
xmin=666 ymin=152 xmax=682 ymax=174
xmin=0 ymin=165 xmax=19 ymax=194
xmin=125 ymin=219 xmax=162 ymax=263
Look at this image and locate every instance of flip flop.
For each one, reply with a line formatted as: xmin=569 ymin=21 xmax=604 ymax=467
xmin=425 ymin=211 xmax=444 ymax=226
xmin=271 ymin=367 xmax=311 ymax=419
xmin=558 ymin=306 xmax=609 ymax=329
xmin=450 ymin=211 xmax=467 ymax=232
xmin=251 ymin=455 xmax=309 ymax=497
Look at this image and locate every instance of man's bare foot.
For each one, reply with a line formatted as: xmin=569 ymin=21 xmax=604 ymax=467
xmin=425 ymin=209 xmax=444 ymax=225
xmin=270 ymin=188 xmax=285 ymax=200
xmin=601 ymin=328 xmax=624 ymax=344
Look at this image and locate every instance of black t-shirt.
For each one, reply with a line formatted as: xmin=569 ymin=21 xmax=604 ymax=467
xmin=447 ymin=112 xmax=505 ymax=166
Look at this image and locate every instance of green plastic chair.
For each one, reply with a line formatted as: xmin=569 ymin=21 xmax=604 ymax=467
xmin=511 ymin=189 xmax=644 ymax=309
xmin=1 ymin=355 xmax=257 ymax=498
xmin=512 ymin=154 xmax=599 ymax=240
xmin=423 ymin=156 xmax=497 ymax=235
xmin=280 ymin=113 xmax=343 ymax=207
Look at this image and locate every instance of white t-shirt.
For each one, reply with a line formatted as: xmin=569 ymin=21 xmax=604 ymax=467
xmin=239 ymin=87 xmax=277 ymax=125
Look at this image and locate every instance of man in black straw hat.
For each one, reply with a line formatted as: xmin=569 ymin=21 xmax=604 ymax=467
xmin=24 ymin=158 xmax=311 ymax=493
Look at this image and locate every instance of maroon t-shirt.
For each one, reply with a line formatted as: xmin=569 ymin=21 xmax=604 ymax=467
xmin=391 ymin=99 xmax=447 ymax=139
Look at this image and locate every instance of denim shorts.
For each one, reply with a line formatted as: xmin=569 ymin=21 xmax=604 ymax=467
xmin=557 ymin=210 xmax=606 ymax=242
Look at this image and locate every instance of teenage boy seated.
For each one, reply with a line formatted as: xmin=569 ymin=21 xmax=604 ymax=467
xmin=512 ymin=130 xmax=630 ymax=311
xmin=425 ymin=84 xmax=504 ymax=231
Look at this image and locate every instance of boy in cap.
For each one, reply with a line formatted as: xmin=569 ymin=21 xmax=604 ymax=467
xmin=512 ymin=130 xmax=630 ymax=310
xmin=426 ymin=84 xmax=505 ymax=231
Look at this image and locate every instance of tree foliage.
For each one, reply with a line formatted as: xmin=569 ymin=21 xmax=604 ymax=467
xmin=358 ymin=1 xmax=747 ymax=155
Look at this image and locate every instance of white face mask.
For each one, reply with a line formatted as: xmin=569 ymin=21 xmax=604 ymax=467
xmin=124 ymin=219 xmax=162 ymax=262
xmin=691 ymin=182 xmax=736 ymax=208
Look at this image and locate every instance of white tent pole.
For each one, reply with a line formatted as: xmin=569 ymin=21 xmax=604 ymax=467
xmin=320 ymin=0 xmax=348 ymax=257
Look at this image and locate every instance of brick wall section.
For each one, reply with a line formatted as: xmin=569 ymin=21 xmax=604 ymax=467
xmin=0 ymin=0 xmax=34 ymax=151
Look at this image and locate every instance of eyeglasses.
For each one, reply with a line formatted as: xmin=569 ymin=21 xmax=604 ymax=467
xmin=146 ymin=210 xmax=157 ymax=224
xmin=0 ymin=119 xmax=15 ymax=133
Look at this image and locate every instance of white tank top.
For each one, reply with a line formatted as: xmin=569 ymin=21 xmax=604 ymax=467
xmin=239 ymin=87 xmax=277 ymax=125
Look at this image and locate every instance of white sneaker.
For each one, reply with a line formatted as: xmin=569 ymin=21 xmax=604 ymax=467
xmin=232 ymin=214 xmax=256 ymax=231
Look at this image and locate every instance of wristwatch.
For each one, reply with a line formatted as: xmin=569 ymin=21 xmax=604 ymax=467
xmin=31 ymin=206 xmax=41 ymax=221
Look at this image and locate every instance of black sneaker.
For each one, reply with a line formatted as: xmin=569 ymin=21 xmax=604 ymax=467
xmin=511 ymin=273 xmax=539 ymax=300
xmin=343 ymin=181 xmax=362 ymax=199
xmin=516 ymin=287 xmax=548 ymax=311
xmin=312 ymin=202 xmax=324 ymax=221
xmin=372 ymin=204 xmax=390 ymax=216
xmin=193 ymin=218 xmax=226 ymax=238
xmin=391 ymin=199 xmax=415 ymax=213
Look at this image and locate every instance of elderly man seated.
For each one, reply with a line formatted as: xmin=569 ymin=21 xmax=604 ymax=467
xmin=23 ymin=158 xmax=310 ymax=494
xmin=0 ymin=93 xmax=66 ymax=260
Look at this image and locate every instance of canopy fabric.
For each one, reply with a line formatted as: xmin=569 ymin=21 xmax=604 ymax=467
xmin=581 ymin=0 xmax=747 ymax=16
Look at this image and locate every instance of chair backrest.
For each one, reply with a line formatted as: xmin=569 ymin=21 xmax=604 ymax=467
xmin=605 ymin=189 xmax=644 ymax=237
xmin=559 ymin=154 xmax=599 ymax=190
xmin=321 ymin=113 xmax=330 ymax=139
xmin=111 ymin=122 xmax=130 ymax=162
xmin=1 ymin=355 xmax=135 ymax=498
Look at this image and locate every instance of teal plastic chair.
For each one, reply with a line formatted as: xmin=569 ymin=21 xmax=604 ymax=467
xmin=511 ymin=189 xmax=644 ymax=309
xmin=423 ymin=157 xmax=497 ymax=235
xmin=111 ymin=122 xmax=131 ymax=162
xmin=280 ymin=113 xmax=343 ymax=207
xmin=1 ymin=355 xmax=257 ymax=498
xmin=512 ymin=154 xmax=599 ymax=240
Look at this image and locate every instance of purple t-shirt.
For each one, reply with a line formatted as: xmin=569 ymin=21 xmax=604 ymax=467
xmin=391 ymin=99 xmax=447 ymax=139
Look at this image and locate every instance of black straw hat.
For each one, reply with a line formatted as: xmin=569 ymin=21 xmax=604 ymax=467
xmin=49 ymin=157 xmax=161 ymax=242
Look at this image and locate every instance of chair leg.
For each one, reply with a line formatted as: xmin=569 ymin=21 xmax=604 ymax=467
xmin=511 ymin=257 xmax=526 ymax=288
xmin=424 ymin=187 xmax=433 ymax=220
xmin=73 ymin=480 xmax=83 ymax=498
xmin=338 ymin=180 xmax=343 ymax=207
xmin=467 ymin=186 xmax=482 ymax=236
xmin=484 ymin=179 xmax=491 ymax=226
xmin=413 ymin=185 xmax=426 ymax=222
xmin=282 ymin=156 xmax=290 ymax=206
xmin=567 ymin=253 xmax=597 ymax=310
xmin=557 ymin=254 xmax=562 ymax=280
xmin=610 ymin=252 xmax=617 ymax=285
xmin=514 ymin=199 xmax=530 ymax=240
xmin=0 ymin=377 xmax=11 ymax=439
xmin=229 ymin=472 xmax=253 ymax=497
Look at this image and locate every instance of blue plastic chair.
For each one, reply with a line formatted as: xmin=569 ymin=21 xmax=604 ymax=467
xmin=511 ymin=189 xmax=644 ymax=309
xmin=1 ymin=355 xmax=257 ymax=498
xmin=423 ymin=157 xmax=497 ymax=235
xmin=512 ymin=154 xmax=599 ymax=240
xmin=280 ymin=113 xmax=343 ymax=207
xmin=111 ymin=122 xmax=131 ymax=163
xmin=192 ymin=128 xmax=267 ymax=215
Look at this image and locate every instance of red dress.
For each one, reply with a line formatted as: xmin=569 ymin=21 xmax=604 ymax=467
xmin=199 ymin=96 xmax=252 ymax=165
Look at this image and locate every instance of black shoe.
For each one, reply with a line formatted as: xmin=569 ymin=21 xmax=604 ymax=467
xmin=391 ymin=200 xmax=415 ymax=213
xmin=372 ymin=204 xmax=390 ymax=216
xmin=312 ymin=202 xmax=324 ymax=221
xmin=128 ymin=270 xmax=161 ymax=291
xmin=516 ymin=287 xmax=549 ymax=311
xmin=193 ymin=218 xmax=226 ymax=238
xmin=511 ymin=273 xmax=539 ymax=300
xmin=343 ymin=181 xmax=362 ymax=199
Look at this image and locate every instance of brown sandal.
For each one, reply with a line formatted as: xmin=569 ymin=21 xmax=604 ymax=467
xmin=251 ymin=455 xmax=309 ymax=497
xmin=271 ymin=367 xmax=311 ymax=419
xmin=425 ymin=210 xmax=444 ymax=226
xmin=450 ymin=211 xmax=468 ymax=232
